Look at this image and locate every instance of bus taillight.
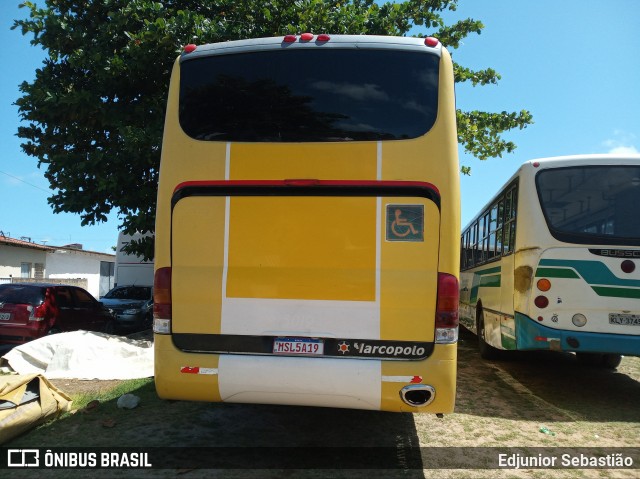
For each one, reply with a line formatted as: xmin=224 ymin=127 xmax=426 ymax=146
xmin=621 ymin=260 xmax=635 ymax=273
xmin=435 ymin=273 xmax=459 ymax=344
xmin=153 ymin=267 xmax=172 ymax=334
xmin=536 ymin=278 xmax=551 ymax=291
xmin=534 ymin=295 xmax=549 ymax=309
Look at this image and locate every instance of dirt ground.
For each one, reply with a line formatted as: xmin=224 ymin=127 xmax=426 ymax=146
xmin=49 ymin=378 xmax=125 ymax=396
xmin=7 ymin=329 xmax=640 ymax=478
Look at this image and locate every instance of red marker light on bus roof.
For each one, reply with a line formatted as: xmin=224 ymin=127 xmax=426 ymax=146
xmin=533 ymin=162 xmax=540 ymax=168
xmin=425 ymin=37 xmax=439 ymax=47
xmin=300 ymin=32 xmax=314 ymax=42
xmin=317 ymin=34 xmax=331 ymax=42
xmin=184 ymin=44 xmax=197 ymax=54
xmin=283 ymin=35 xmax=297 ymax=43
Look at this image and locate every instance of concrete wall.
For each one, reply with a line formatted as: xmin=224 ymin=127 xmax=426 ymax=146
xmin=13 ymin=277 xmax=88 ymax=290
xmin=46 ymin=249 xmax=115 ymax=298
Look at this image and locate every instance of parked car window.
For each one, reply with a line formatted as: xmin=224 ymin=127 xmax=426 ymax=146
xmin=72 ymin=287 xmax=96 ymax=307
xmin=103 ymin=286 xmax=152 ymax=301
xmin=0 ymin=284 xmax=44 ymax=305
xmin=54 ymin=288 xmax=73 ymax=308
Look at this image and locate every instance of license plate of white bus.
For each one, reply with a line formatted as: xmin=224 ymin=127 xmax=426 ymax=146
xmin=0 ymin=312 xmax=11 ymax=321
xmin=273 ymin=338 xmax=324 ymax=356
xmin=609 ymin=313 xmax=640 ymax=326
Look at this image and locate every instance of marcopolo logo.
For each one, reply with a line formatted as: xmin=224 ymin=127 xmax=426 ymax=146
xmin=354 ymin=342 xmax=426 ymax=358
xmin=345 ymin=341 xmax=428 ymax=359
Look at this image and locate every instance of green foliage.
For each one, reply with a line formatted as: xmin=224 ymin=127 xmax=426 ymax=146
xmin=14 ymin=0 xmax=532 ymax=259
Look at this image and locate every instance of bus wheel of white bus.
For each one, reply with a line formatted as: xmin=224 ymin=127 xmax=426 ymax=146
xmin=601 ymin=354 xmax=622 ymax=369
xmin=477 ymin=310 xmax=500 ymax=360
xmin=576 ymin=352 xmax=603 ymax=366
xmin=576 ymin=352 xmax=621 ymax=369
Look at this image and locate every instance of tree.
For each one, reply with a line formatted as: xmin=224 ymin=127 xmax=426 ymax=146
xmin=14 ymin=0 xmax=532 ymax=259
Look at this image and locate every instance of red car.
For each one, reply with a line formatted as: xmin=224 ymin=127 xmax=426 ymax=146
xmin=0 ymin=283 xmax=116 ymax=344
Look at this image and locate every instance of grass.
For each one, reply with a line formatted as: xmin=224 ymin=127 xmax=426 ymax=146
xmin=67 ymin=378 xmax=154 ymax=411
xmin=8 ymin=378 xmax=157 ymax=447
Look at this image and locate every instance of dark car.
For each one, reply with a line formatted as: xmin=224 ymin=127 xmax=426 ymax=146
xmin=0 ymin=283 xmax=116 ymax=344
xmin=100 ymin=285 xmax=153 ymax=332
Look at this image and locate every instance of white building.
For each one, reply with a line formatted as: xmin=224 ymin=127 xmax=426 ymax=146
xmin=0 ymin=234 xmax=115 ymax=298
xmin=0 ymin=235 xmax=49 ymax=280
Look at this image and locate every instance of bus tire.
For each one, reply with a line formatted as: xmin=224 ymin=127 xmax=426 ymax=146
xmin=477 ymin=310 xmax=501 ymax=360
xmin=576 ymin=352 xmax=603 ymax=366
xmin=601 ymin=354 xmax=622 ymax=369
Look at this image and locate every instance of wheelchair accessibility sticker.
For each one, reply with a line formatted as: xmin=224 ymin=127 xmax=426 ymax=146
xmin=386 ymin=205 xmax=424 ymax=242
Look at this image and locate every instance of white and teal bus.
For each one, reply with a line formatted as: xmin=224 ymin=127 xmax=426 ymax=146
xmin=459 ymin=154 xmax=640 ymax=368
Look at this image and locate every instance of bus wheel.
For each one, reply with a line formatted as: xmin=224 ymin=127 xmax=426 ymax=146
xmin=601 ymin=354 xmax=622 ymax=369
xmin=477 ymin=310 xmax=500 ymax=360
xmin=576 ymin=352 xmax=603 ymax=366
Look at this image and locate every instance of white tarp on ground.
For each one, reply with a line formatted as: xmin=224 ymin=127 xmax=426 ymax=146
xmin=1 ymin=331 xmax=154 ymax=380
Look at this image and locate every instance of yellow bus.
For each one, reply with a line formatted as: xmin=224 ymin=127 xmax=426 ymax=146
xmin=154 ymin=34 xmax=460 ymax=413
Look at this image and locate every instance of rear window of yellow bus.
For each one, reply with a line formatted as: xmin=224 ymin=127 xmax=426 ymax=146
xmin=179 ymin=49 xmax=439 ymax=142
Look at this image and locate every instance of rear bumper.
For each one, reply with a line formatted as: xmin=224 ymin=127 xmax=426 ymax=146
xmin=154 ymin=334 xmax=456 ymax=413
xmin=0 ymin=323 xmax=45 ymax=344
xmin=515 ymin=312 xmax=640 ymax=356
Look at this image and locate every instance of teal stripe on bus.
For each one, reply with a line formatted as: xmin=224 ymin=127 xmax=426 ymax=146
xmin=591 ymin=286 xmax=640 ymax=299
xmin=535 ymin=267 xmax=579 ymax=279
xmin=538 ymin=259 xmax=640 ymax=288
xmin=536 ymin=259 xmax=640 ymax=300
xmin=469 ymin=265 xmax=501 ymax=304
xmin=474 ymin=266 xmax=501 ymax=276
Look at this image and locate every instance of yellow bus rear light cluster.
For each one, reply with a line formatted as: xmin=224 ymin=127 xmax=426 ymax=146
xmin=153 ymin=267 xmax=172 ymax=334
xmin=435 ymin=273 xmax=459 ymax=344
xmin=153 ymin=318 xmax=171 ymax=334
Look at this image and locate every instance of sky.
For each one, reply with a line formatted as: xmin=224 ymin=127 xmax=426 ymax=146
xmin=0 ymin=0 xmax=639 ymax=254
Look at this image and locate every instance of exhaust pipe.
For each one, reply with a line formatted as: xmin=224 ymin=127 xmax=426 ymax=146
xmin=400 ymin=384 xmax=436 ymax=407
